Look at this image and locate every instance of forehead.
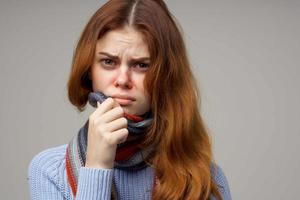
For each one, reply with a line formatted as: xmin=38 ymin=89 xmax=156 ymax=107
xmin=95 ymin=27 xmax=149 ymax=57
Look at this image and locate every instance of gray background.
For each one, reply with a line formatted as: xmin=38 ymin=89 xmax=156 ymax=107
xmin=0 ymin=0 xmax=299 ymax=199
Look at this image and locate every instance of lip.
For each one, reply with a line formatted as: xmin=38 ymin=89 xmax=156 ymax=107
xmin=113 ymin=98 xmax=133 ymax=106
xmin=111 ymin=95 xmax=136 ymax=101
xmin=111 ymin=95 xmax=136 ymax=106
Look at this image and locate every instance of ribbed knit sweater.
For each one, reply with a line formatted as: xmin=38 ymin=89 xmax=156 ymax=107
xmin=28 ymin=144 xmax=232 ymax=200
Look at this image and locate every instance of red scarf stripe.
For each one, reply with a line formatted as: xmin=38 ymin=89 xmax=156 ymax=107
xmin=124 ymin=112 xmax=143 ymax=122
xmin=65 ymin=148 xmax=77 ymax=196
xmin=115 ymin=143 xmax=141 ymax=161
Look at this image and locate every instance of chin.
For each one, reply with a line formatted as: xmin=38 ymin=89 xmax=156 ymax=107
xmin=122 ymin=107 xmax=133 ymax=114
xmin=122 ymin=108 xmax=141 ymax=116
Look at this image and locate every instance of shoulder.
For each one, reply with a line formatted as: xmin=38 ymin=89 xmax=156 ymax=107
xmin=28 ymin=144 xmax=68 ymax=185
xmin=210 ymin=163 xmax=232 ymax=200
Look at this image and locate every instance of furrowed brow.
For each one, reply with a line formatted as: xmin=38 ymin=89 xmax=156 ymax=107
xmin=98 ymin=52 xmax=150 ymax=62
xmin=130 ymin=57 xmax=150 ymax=62
xmin=98 ymin=52 xmax=119 ymax=60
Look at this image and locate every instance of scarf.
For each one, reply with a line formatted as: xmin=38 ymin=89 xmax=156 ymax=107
xmin=65 ymin=91 xmax=156 ymax=199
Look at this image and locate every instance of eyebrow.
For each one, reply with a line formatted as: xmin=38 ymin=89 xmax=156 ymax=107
xmin=98 ymin=52 xmax=150 ymax=62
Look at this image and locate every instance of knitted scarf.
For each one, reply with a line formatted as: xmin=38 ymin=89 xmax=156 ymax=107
xmin=65 ymin=91 xmax=156 ymax=199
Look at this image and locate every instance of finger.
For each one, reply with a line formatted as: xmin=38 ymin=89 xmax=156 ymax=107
xmin=103 ymin=97 xmax=121 ymax=108
xmin=100 ymin=106 xmax=124 ymax=123
xmin=111 ymin=128 xmax=129 ymax=144
xmin=106 ymin=117 xmax=127 ymax=132
xmin=93 ymin=97 xmax=116 ymax=116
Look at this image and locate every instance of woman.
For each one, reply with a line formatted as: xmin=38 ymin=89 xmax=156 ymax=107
xmin=28 ymin=0 xmax=232 ymax=199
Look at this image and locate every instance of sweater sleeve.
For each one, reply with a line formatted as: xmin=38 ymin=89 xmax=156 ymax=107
xmin=76 ymin=167 xmax=113 ymax=199
xmin=211 ymin=164 xmax=232 ymax=200
xmin=27 ymin=145 xmax=114 ymax=200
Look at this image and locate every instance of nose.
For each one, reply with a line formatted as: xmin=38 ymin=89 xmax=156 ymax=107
xmin=114 ymin=66 xmax=133 ymax=89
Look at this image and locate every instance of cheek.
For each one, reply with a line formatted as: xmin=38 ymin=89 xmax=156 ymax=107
xmin=141 ymin=95 xmax=151 ymax=114
xmin=92 ymin=70 xmax=115 ymax=90
xmin=136 ymin=77 xmax=150 ymax=105
xmin=134 ymin=74 xmax=146 ymax=90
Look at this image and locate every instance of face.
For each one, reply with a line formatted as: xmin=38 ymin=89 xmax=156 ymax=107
xmin=90 ymin=26 xmax=151 ymax=115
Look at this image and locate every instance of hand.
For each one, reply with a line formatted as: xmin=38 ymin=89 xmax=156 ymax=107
xmin=85 ymin=97 xmax=128 ymax=169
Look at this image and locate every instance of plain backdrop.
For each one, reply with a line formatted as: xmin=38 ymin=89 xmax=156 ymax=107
xmin=0 ymin=0 xmax=299 ymax=199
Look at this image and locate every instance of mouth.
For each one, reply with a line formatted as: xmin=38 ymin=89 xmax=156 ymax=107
xmin=113 ymin=97 xmax=133 ymax=106
xmin=111 ymin=95 xmax=136 ymax=106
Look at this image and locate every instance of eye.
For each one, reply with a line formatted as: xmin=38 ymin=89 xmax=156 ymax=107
xmin=133 ymin=63 xmax=150 ymax=71
xmin=101 ymin=58 xmax=115 ymax=66
xmin=138 ymin=63 xmax=149 ymax=68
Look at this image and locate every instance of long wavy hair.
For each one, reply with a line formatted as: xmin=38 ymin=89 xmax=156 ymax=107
xmin=67 ymin=0 xmax=223 ymax=199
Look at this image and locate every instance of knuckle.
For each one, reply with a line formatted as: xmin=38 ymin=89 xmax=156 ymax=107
xmin=106 ymin=97 xmax=114 ymax=104
xmin=123 ymin=128 xmax=129 ymax=134
xmin=118 ymin=107 xmax=124 ymax=114
xmin=122 ymin=117 xmax=128 ymax=124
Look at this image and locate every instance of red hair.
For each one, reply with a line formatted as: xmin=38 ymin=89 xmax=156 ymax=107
xmin=67 ymin=0 xmax=223 ymax=199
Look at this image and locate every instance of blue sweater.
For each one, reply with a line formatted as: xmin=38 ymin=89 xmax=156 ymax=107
xmin=28 ymin=144 xmax=232 ymax=200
